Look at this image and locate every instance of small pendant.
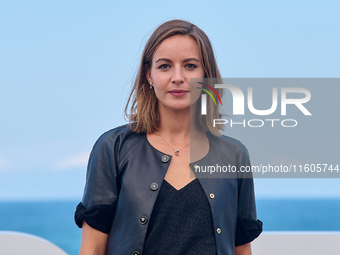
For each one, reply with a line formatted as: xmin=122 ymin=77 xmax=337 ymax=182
xmin=174 ymin=150 xmax=179 ymax=156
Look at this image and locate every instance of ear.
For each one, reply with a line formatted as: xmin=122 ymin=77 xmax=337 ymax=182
xmin=145 ymin=64 xmax=152 ymax=84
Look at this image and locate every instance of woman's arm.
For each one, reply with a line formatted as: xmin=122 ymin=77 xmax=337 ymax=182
xmin=79 ymin=222 xmax=109 ymax=255
xmin=234 ymin=242 xmax=252 ymax=255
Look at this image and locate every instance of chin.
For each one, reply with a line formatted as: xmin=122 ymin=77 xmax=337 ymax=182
xmin=163 ymin=104 xmax=191 ymax=111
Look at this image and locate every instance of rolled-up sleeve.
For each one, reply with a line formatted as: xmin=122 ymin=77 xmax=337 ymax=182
xmin=74 ymin=131 xmax=120 ymax=234
xmin=235 ymin=143 xmax=263 ymax=246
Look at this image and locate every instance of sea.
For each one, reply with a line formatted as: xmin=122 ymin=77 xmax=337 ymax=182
xmin=0 ymin=199 xmax=340 ymax=255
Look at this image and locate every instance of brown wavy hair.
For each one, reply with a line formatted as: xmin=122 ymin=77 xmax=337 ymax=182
xmin=125 ymin=19 xmax=223 ymax=135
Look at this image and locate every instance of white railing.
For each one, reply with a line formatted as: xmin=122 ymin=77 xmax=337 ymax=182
xmin=252 ymin=231 xmax=340 ymax=255
xmin=2 ymin=230 xmax=340 ymax=255
xmin=0 ymin=231 xmax=68 ymax=255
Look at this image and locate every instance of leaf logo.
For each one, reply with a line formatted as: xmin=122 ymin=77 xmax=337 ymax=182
xmin=196 ymin=82 xmax=222 ymax=106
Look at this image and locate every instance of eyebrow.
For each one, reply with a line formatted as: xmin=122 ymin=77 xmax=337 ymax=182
xmin=155 ymin=58 xmax=200 ymax=63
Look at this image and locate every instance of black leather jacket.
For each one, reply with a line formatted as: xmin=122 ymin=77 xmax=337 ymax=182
xmin=75 ymin=125 xmax=262 ymax=255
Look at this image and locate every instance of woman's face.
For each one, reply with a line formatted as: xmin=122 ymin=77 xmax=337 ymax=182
xmin=146 ymin=35 xmax=204 ymax=112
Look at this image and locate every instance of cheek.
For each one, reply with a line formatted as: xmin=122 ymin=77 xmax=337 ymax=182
xmin=190 ymin=69 xmax=205 ymax=81
xmin=154 ymin=77 xmax=171 ymax=91
xmin=190 ymin=92 xmax=201 ymax=107
xmin=190 ymin=78 xmax=204 ymax=104
xmin=152 ymin=89 xmax=161 ymax=103
xmin=152 ymin=83 xmax=166 ymax=100
xmin=199 ymin=69 xmax=205 ymax=78
xmin=152 ymin=72 xmax=170 ymax=85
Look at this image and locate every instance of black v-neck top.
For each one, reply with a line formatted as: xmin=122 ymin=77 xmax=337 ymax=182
xmin=143 ymin=178 xmax=217 ymax=255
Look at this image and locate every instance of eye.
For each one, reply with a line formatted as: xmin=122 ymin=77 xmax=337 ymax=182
xmin=185 ymin=63 xmax=197 ymax=69
xmin=158 ymin=64 xmax=170 ymax=69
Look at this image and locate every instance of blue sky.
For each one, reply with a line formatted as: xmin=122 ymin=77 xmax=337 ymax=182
xmin=0 ymin=0 xmax=339 ymax=200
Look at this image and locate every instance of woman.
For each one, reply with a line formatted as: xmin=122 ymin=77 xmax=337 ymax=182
xmin=75 ymin=19 xmax=262 ymax=255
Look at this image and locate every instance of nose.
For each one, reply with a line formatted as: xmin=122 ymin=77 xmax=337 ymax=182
xmin=171 ymin=65 xmax=184 ymax=85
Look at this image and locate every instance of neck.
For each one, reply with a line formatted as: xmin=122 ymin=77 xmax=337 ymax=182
xmin=157 ymin=105 xmax=199 ymax=140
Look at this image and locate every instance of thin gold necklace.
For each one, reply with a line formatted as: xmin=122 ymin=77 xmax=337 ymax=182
xmin=157 ymin=131 xmax=200 ymax=156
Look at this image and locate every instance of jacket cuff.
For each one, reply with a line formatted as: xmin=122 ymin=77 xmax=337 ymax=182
xmin=74 ymin=202 xmax=115 ymax=234
xmin=235 ymin=218 xmax=263 ymax=246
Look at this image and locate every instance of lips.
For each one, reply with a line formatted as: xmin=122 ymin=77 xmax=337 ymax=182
xmin=168 ymin=89 xmax=188 ymax=97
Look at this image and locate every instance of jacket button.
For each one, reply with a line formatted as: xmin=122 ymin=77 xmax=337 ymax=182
xmin=210 ymin=193 xmax=215 ymax=199
xmin=161 ymin=155 xmax=169 ymax=163
xmin=132 ymin=251 xmax=140 ymax=255
xmin=139 ymin=216 xmax=148 ymax=224
xmin=150 ymin=182 xmax=159 ymax=191
xmin=216 ymin=228 xmax=221 ymax=234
